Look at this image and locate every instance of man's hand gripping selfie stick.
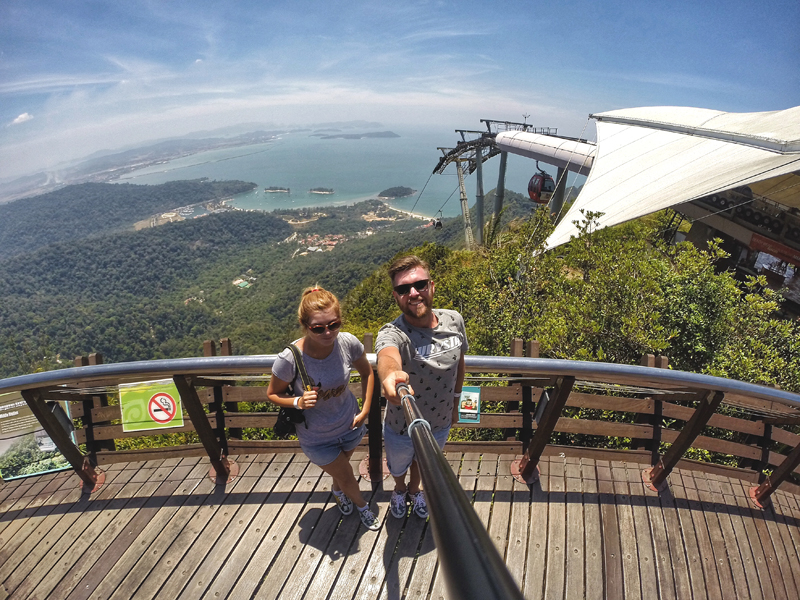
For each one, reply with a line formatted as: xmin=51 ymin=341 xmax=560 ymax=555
xmin=396 ymin=383 xmax=431 ymax=437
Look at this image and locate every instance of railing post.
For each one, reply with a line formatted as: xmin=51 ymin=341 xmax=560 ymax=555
xmin=504 ymin=339 xmax=524 ymax=442
xmin=21 ymin=388 xmax=105 ymax=493
xmin=643 ymin=390 xmax=724 ymax=491
xmin=521 ymin=340 xmax=539 ymax=452
xmin=749 ymin=440 xmax=800 ymax=508
xmin=361 ymin=333 xmax=387 ymax=481
xmin=205 ymin=338 xmax=240 ymax=442
xmin=86 ymin=353 xmax=116 ymax=453
xmin=512 ymin=375 xmax=575 ymax=484
xmin=173 ymin=374 xmax=239 ymax=484
xmin=75 ymin=355 xmax=102 ymax=460
xmin=633 ymin=354 xmax=668 ymax=457
xmin=222 ymin=339 xmax=242 ymax=440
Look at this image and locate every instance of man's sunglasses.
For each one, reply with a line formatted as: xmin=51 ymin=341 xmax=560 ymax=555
xmin=306 ymin=320 xmax=342 ymax=334
xmin=393 ymin=279 xmax=430 ymax=296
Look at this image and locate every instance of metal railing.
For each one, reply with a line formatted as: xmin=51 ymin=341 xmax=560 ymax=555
xmin=3 ymin=352 xmax=800 ymax=507
xmin=3 ymin=354 xmax=799 ymax=406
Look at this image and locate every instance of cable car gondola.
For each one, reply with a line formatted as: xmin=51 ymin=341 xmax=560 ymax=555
xmin=528 ymin=162 xmax=556 ymax=204
xmin=431 ymin=210 xmax=443 ymax=230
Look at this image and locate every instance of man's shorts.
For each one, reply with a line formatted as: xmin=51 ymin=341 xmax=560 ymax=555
xmin=301 ymin=425 xmax=365 ymax=467
xmin=383 ymin=423 xmax=450 ymax=477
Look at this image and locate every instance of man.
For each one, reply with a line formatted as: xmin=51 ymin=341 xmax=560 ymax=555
xmin=375 ymin=255 xmax=467 ymax=519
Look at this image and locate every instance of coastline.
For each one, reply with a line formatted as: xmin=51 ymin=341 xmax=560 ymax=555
xmin=382 ymin=202 xmax=430 ymax=220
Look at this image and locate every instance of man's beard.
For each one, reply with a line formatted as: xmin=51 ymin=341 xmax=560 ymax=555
xmin=402 ymin=298 xmax=430 ymax=321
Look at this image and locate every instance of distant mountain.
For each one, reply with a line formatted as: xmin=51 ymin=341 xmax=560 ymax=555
xmin=312 ymin=131 xmax=400 ymax=140
xmin=310 ymin=120 xmax=383 ymax=130
xmin=0 ymin=131 xmax=281 ymax=203
xmin=0 ymin=120 xmax=392 ymax=203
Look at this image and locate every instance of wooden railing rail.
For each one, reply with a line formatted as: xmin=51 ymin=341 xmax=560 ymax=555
xmin=4 ymin=338 xmax=800 ymax=508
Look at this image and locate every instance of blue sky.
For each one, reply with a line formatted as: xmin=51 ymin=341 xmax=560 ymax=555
xmin=1 ymin=0 xmax=798 ymax=180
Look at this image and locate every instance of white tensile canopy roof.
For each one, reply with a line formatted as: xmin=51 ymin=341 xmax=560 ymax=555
xmin=537 ymin=105 xmax=800 ymax=250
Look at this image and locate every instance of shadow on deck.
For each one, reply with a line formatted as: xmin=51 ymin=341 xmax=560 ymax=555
xmin=2 ymin=451 xmax=800 ymax=600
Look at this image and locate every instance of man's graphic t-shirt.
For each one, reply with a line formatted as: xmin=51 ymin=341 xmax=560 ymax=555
xmin=375 ymin=309 xmax=468 ymax=434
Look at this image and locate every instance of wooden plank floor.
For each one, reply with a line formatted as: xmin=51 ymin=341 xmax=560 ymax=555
xmin=2 ymin=452 xmax=800 ymax=599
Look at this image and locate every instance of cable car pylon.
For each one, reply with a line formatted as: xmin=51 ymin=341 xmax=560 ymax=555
xmin=432 ymin=119 xmax=559 ymax=248
xmin=456 ymin=158 xmax=475 ymax=250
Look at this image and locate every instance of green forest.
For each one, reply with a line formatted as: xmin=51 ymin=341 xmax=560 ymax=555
xmin=0 ymin=184 xmax=450 ymax=377
xmin=0 ymin=179 xmax=798 ymax=398
xmin=346 ymin=209 xmax=800 ymax=392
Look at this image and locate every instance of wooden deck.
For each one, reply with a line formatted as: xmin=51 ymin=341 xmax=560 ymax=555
xmin=2 ymin=452 xmax=800 ymax=600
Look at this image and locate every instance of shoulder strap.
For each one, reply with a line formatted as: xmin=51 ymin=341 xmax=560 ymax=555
xmin=286 ymin=344 xmax=313 ymax=391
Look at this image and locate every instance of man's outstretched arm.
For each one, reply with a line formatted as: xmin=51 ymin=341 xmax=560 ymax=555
xmin=377 ymin=346 xmax=414 ymax=405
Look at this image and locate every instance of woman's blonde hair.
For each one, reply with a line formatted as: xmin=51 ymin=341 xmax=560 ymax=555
xmin=298 ymin=285 xmax=340 ymax=325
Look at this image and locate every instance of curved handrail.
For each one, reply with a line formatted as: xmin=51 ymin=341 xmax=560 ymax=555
xmin=4 ymin=351 xmax=800 ymax=508
xmin=2 ymin=354 xmax=798 ymax=408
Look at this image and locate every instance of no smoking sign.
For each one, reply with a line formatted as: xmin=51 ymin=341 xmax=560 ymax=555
xmin=148 ymin=393 xmax=178 ymax=424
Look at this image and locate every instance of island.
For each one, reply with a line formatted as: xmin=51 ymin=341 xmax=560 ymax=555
xmin=310 ymin=187 xmax=334 ymax=194
xmin=378 ymin=186 xmax=416 ymax=199
xmin=265 ymin=187 xmax=290 ymax=193
xmin=312 ymin=131 xmax=400 ymax=140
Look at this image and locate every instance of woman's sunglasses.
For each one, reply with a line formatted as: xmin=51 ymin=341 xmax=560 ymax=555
xmin=393 ymin=279 xmax=430 ymax=296
xmin=306 ymin=320 xmax=342 ymax=334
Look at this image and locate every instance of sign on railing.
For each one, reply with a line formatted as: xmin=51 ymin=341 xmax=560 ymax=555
xmin=0 ymin=391 xmax=74 ymax=481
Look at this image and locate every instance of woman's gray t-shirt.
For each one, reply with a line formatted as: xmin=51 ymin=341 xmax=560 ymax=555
xmin=375 ymin=309 xmax=468 ymax=435
xmin=272 ymin=332 xmax=364 ymax=444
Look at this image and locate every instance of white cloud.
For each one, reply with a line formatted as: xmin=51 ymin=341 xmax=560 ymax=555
xmin=10 ymin=113 xmax=33 ymax=126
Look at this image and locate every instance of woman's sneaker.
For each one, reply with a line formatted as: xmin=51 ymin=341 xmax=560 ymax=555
xmin=334 ymin=492 xmax=353 ymax=516
xmin=359 ymin=507 xmax=381 ymax=531
xmin=390 ymin=490 xmax=408 ymax=519
xmin=411 ymin=491 xmax=428 ymax=519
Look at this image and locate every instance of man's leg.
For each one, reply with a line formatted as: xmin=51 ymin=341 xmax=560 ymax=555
xmin=392 ymin=473 xmax=408 ymax=493
xmin=408 ymin=460 xmax=421 ymax=495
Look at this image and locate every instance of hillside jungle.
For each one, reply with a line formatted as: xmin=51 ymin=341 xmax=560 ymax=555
xmin=1 ymin=179 xmax=799 ymax=461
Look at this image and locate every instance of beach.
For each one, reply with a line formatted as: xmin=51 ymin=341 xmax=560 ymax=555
xmin=382 ymin=203 xmax=431 ymax=220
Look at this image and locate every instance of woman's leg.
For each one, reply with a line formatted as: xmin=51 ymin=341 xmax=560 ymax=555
xmin=320 ymin=451 xmax=366 ymax=509
xmin=330 ymin=447 xmax=358 ymax=492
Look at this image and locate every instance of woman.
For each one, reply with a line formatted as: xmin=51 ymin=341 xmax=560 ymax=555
xmin=267 ymin=286 xmax=380 ymax=530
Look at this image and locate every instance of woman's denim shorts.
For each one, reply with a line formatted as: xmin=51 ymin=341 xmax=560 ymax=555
xmin=301 ymin=424 xmax=365 ymax=467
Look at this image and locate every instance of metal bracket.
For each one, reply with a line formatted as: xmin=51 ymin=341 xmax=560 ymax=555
xmin=534 ymin=389 xmax=550 ymax=424
xmin=510 ymin=455 xmax=540 ymax=484
xmin=208 ymin=455 xmax=239 ymax=484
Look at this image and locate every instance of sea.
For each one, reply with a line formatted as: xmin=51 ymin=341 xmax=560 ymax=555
xmin=114 ymin=127 xmax=562 ymax=219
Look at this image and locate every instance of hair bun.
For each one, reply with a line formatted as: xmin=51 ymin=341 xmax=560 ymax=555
xmin=302 ymin=285 xmax=323 ymax=297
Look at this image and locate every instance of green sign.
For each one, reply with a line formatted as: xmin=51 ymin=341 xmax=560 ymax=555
xmin=120 ymin=379 xmax=184 ymax=432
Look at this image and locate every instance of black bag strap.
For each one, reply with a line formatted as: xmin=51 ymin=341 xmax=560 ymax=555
xmin=285 ymin=343 xmax=314 ymax=393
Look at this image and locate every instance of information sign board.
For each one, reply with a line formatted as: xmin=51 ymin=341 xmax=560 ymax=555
xmin=0 ymin=391 xmax=73 ymax=481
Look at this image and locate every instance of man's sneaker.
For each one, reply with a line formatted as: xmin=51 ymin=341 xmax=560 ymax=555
xmin=359 ymin=507 xmax=381 ymax=531
xmin=334 ymin=492 xmax=353 ymax=516
xmin=411 ymin=491 xmax=428 ymax=519
xmin=390 ymin=490 xmax=408 ymax=519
